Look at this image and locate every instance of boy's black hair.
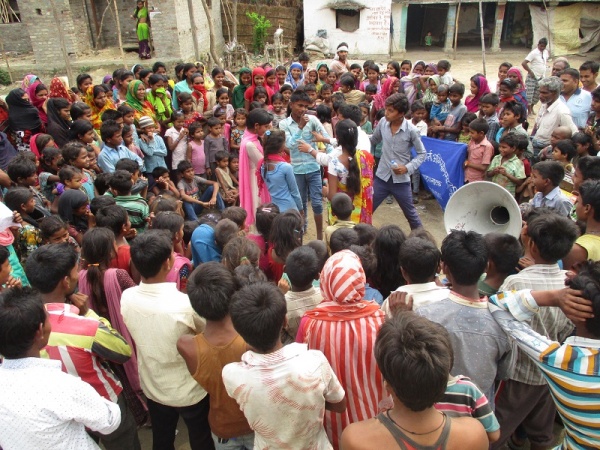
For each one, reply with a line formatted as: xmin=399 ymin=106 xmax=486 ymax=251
xmin=479 ymin=93 xmax=499 ymax=106
xmin=566 ymin=260 xmax=600 ymax=337
xmin=39 ymin=216 xmax=68 ymax=241
xmin=286 ymin=246 xmax=320 ymax=288
xmin=441 ymin=230 xmax=488 ymax=285
xmin=410 ymin=100 xmax=426 ymax=113
xmin=354 ymin=223 xmax=377 ymax=246
xmin=188 ymin=262 xmax=238 ymax=321
xmin=117 ymin=103 xmax=135 ymax=116
xmin=177 ymin=160 xmax=193 ymax=173
xmin=58 ymin=165 xmax=79 ymax=184
xmin=94 ymin=172 xmax=112 ymax=196
xmin=572 ymin=132 xmax=594 ymax=151
xmin=339 ymin=75 xmax=355 ymax=89
xmin=100 ymin=120 xmax=122 ymax=143
xmin=25 ymin=243 xmax=78 ymax=293
xmin=330 ymin=228 xmax=360 ymax=254
xmin=577 ymin=156 xmax=600 ymax=181
xmin=115 ymin=158 xmax=141 ymax=175
xmin=365 ymin=84 xmax=378 ymax=94
xmin=215 ymin=150 xmax=230 ymax=163
xmin=215 ymin=219 xmax=240 ymax=249
xmin=320 ymin=83 xmax=333 ymax=93
xmin=514 ymin=133 xmax=529 ymax=152
xmin=249 ymin=101 xmax=263 ymax=111
xmin=152 ymin=166 xmax=169 ymax=179
xmin=526 ymin=212 xmax=578 ymax=262
xmin=109 ymin=170 xmax=133 ymax=196
xmin=532 ymin=160 xmax=565 ymax=188
xmin=375 ymin=313 xmax=452 ymax=411
xmin=554 ymin=139 xmax=577 ymax=162
xmin=306 ymin=240 xmax=328 ymax=272
xmin=130 ymin=229 xmax=173 ymax=278
xmin=580 ymin=180 xmax=600 ymax=221
xmin=229 ymin=281 xmax=287 ymax=353
xmin=290 ymin=90 xmax=311 ymax=104
xmin=95 ymin=205 xmax=128 ymax=236
xmin=499 ymin=132 xmax=519 ymax=148
xmin=316 ymin=104 xmax=332 ymax=124
xmin=349 ymin=244 xmax=377 ymax=280
xmin=461 ymin=112 xmax=478 ymax=126
xmin=303 ymin=83 xmax=317 ymax=93
xmin=338 ymin=104 xmax=362 ymax=125
xmin=437 ymin=60 xmax=451 ymax=71
xmin=152 ymin=211 xmax=184 ymax=240
xmin=399 ymin=237 xmax=441 ymax=284
xmin=4 ymin=187 xmax=33 ymax=213
xmin=448 ymin=82 xmax=465 ymax=96
xmin=234 ymin=264 xmax=268 ymax=287
xmin=385 ymin=93 xmax=409 ymax=114
xmin=483 ymin=233 xmax=522 ymax=275
xmin=0 ymin=287 xmax=47 ymax=359
xmin=101 ymin=109 xmax=123 ymax=123
xmin=89 ymin=195 xmax=116 ymax=215
xmin=61 ymin=141 xmax=86 ymax=166
xmin=298 ymin=52 xmax=309 ymax=62
xmin=7 ymin=157 xmax=36 ymax=183
xmin=222 ymin=207 xmax=247 ymax=229
xmin=468 ymin=117 xmax=489 ymax=134
xmin=580 ymin=61 xmax=600 ymax=73
xmin=207 ymin=117 xmax=221 ymax=128
xmin=331 ymin=192 xmax=353 ymax=220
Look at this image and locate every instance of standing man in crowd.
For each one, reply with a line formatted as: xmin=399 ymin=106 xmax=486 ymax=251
xmin=560 ymin=68 xmax=592 ymax=129
xmin=330 ymin=42 xmax=350 ymax=77
xmin=522 ymin=38 xmax=549 ymax=116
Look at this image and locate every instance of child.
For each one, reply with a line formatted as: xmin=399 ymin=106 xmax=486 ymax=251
xmin=285 ymin=62 xmax=304 ymax=89
xmin=279 ymin=84 xmax=293 ymax=111
xmin=425 ymin=31 xmax=433 ymax=47
xmin=215 ymin=151 xmax=239 ymax=205
xmin=62 ymin=141 xmax=99 ymax=202
xmin=213 ymin=87 xmax=234 ymax=120
xmin=339 ymin=74 xmax=365 ymax=106
xmin=486 ymin=133 xmax=526 ymax=196
xmin=316 ymin=104 xmax=334 ymax=142
xmin=361 ymin=64 xmax=381 ymax=93
xmin=349 ymin=244 xmax=383 ymax=304
xmin=122 ymin=124 xmax=144 ymax=162
xmin=229 ymin=154 xmax=239 ymax=182
xmin=115 ymin=158 xmax=148 ymax=198
xmin=247 ymin=203 xmax=280 ymax=276
xmin=151 ymin=166 xmax=180 ymax=197
xmin=304 ymin=83 xmax=318 ymax=110
xmin=275 ymin=65 xmax=287 ymax=88
xmin=186 ymin=122 xmax=206 ymax=177
xmin=164 ymin=111 xmax=189 ymax=173
xmin=530 ymin=161 xmax=573 ymax=216
xmin=4 ymin=188 xmax=42 ymax=264
xmin=478 ymin=93 xmax=500 ymax=145
xmin=457 ymin=113 xmax=477 ymax=144
xmin=358 ymin=102 xmax=373 ymax=134
xmin=464 ymin=118 xmax=494 ymax=183
xmin=6 ymin=157 xmax=51 ymax=220
xmin=349 ymin=63 xmax=363 ymax=88
xmin=58 ymin=165 xmax=83 ymax=194
xmin=57 ymin=189 xmax=91 ymax=245
xmin=259 ymin=130 xmax=302 ymax=213
xmin=364 ymin=84 xmax=377 ymax=106
xmin=39 ymin=213 xmax=80 ymax=251
xmin=108 ymin=170 xmax=150 ymax=231
xmin=178 ymin=92 xmax=203 ymax=128
xmin=281 ymin=246 xmax=323 ymax=344
xmin=572 ymin=132 xmax=595 ymax=169
xmin=230 ymin=108 xmax=247 ymax=152
xmin=324 ymin=193 xmax=355 ymax=253
xmin=223 ymin=281 xmax=346 ymax=449
xmin=326 ymin=70 xmax=338 ymax=89
xmin=97 ymin=120 xmax=143 ymax=174
xmin=410 ymin=100 xmax=428 ymax=136
xmin=94 ymin=204 xmax=137 ymax=280
xmin=434 ymin=82 xmax=466 ymax=142
xmin=552 ymin=139 xmax=576 ymax=174
xmin=265 ymin=68 xmax=279 ymax=93
xmin=496 ymin=101 xmax=532 ymax=158
xmin=429 ymin=84 xmax=451 ymax=138
xmin=38 ymin=147 xmax=62 ymax=204
xmin=177 ymin=160 xmax=225 ymax=220
xmin=203 ymin=117 xmax=228 ymax=178
xmin=437 ymin=59 xmax=454 ymax=86
xmin=252 ymin=86 xmax=269 ymax=108
xmin=496 ymin=62 xmax=512 ymax=91
xmin=478 ymin=232 xmax=522 ymax=297
xmin=318 ymin=83 xmax=333 ymax=110
xmin=538 ymin=126 xmax=573 ymax=162
xmin=137 ymin=115 xmax=168 ymax=179
xmin=514 ymin=134 xmax=535 ymax=203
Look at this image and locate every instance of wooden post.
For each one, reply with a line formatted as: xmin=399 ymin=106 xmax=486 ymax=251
xmin=113 ymin=0 xmax=127 ymax=68
xmin=49 ymin=0 xmax=74 ymax=84
xmin=232 ymin=0 xmax=238 ymax=43
xmin=199 ymin=0 xmax=220 ymax=65
xmin=453 ymin=0 xmax=461 ymax=59
xmin=478 ymin=1 xmax=486 ymax=76
xmin=187 ymin=0 xmax=200 ymax=60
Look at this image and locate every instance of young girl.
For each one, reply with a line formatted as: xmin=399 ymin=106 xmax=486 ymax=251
xmin=305 ymin=68 xmax=318 ymax=87
xmin=207 ymin=67 xmax=226 ymax=111
xmin=265 ymin=68 xmax=279 ymax=94
xmin=57 ymin=189 xmax=91 ymax=245
xmin=268 ymin=210 xmax=303 ymax=281
xmin=572 ymin=132 xmax=595 ymax=168
xmin=285 ymin=62 xmax=304 ymax=90
xmin=429 ymin=85 xmax=451 ymax=138
xmin=326 ymin=71 xmax=338 ymax=90
xmin=230 ymin=108 xmax=247 ymax=152
xmin=232 ymin=68 xmax=251 ymax=110
xmin=465 ymin=74 xmax=491 ymax=113
xmin=61 ymin=141 xmax=96 ymax=201
xmin=39 ymin=147 xmax=62 ymax=205
xmin=316 ymin=104 xmax=334 ymax=141
xmin=4 ymin=187 xmax=42 ymax=264
xmin=275 ymin=66 xmax=287 ymax=87
xmin=213 ymin=87 xmax=235 ymax=120
xmin=229 ymin=153 xmax=239 ymax=180
xmin=215 ymin=150 xmax=239 ymax=205
xmin=68 ymin=119 xmax=102 ymax=156
xmin=270 ymin=94 xmax=286 ymax=129
xmin=316 ymin=63 xmax=329 ymax=92
xmin=361 ymin=64 xmax=381 ymax=93
xmin=178 ymin=92 xmax=203 ymax=127
xmin=214 ymin=108 xmax=231 ymax=145
xmin=113 ymin=70 xmax=134 ymax=107
xmin=496 ymin=62 xmax=512 ymax=92
xmin=165 ymin=111 xmax=189 ymax=172
xmin=259 ymin=130 xmax=302 ymax=214
xmin=246 ymin=203 xmax=279 ymax=277
xmin=358 ymin=102 xmax=373 ymax=134
xmin=186 ymin=122 xmax=205 ymax=177
xmin=279 ymin=85 xmax=293 ymax=111
xmin=252 ymin=86 xmax=269 ymax=108
xmin=122 ymin=124 xmax=145 ymax=161
xmin=29 ymin=133 xmax=56 ymax=159
xmin=507 ymin=67 xmax=528 ymax=112
xmin=244 ymin=67 xmax=270 ymax=111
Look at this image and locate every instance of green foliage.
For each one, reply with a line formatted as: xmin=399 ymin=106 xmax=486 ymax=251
xmin=0 ymin=68 xmax=10 ymax=86
xmin=79 ymin=66 xmax=92 ymax=74
xmin=246 ymin=11 xmax=271 ymax=54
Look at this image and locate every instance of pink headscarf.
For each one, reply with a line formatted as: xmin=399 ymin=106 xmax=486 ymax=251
xmin=465 ymin=75 xmax=491 ymax=112
xmin=27 ymin=81 xmax=48 ymax=124
xmin=373 ymin=76 xmax=398 ymax=112
xmin=239 ymin=128 xmax=271 ymax=226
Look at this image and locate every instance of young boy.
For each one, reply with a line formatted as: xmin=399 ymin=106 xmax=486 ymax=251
xmin=529 ymin=160 xmax=573 ymax=216
xmin=136 ymin=115 xmax=168 ymax=179
xmin=98 ymin=121 xmax=143 ymax=174
xmin=95 ymin=204 xmax=137 ymax=278
xmin=324 ymin=193 xmax=355 ymax=253
xmin=339 ymin=75 xmax=365 ymax=106
xmin=340 ymin=313 xmax=488 ymax=450
xmin=430 ymin=85 xmax=451 ymax=139
xmin=497 ymin=101 xmax=532 ymax=157
xmin=151 ymin=166 xmax=180 ymax=197
xmin=221 ymin=206 xmax=247 ymax=233
xmin=477 ymin=233 xmax=522 ymax=297
xmin=203 ymin=117 xmax=228 ymax=178
xmin=177 ymin=261 xmax=254 ymax=447
xmin=7 ymin=157 xmax=51 ymax=220
xmin=121 ymin=230 xmax=211 ymax=449
xmin=177 ymin=160 xmax=225 ymax=221
xmin=486 ymin=133 xmax=526 ymax=196
xmin=433 ymin=83 xmax=466 ymax=141
xmin=115 ymin=158 xmax=148 ymax=197
xmin=214 ymin=151 xmax=239 ymax=205
xmin=410 ymin=100 xmax=428 ymax=137
xmin=190 ymin=218 xmax=239 ymax=266
xmin=478 ymin=93 xmax=500 ymax=145
xmin=358 ymin=102 xmax=373 ymax=135
xmin=539 ymin=125 xmax=572 ymax=162
xmin=552 ymin=139 xmax=577 ymax=171
xmin=304 ymin=83 xmax=319 ymax=110
xmin=222 ymin=281 xmax=347 ymax=449
xmin=437 ymin=60 xmax=454 ymax=86
xmin=298 ymin=52 xmax=310 ymax=71
xmin=364 ymin=84 xmax=377 ymax=106
xmin=108 ymin=170 xmax=149 ymax=231
xmin=464 ymin=118 xmax=494 ymax=183
xmin=281 ymin=246 xmax=323 ymax=344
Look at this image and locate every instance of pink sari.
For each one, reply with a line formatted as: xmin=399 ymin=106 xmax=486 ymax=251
xmin=239 ymin=129 xmax=271 ymax=225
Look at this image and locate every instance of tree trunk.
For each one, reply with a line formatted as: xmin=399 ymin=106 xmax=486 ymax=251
xmin=232 ymin=0 xmax=238 ymax=42
xmin=113 ymin=0 xmax=127 ymax=67
xmin=199 ymin=0 xmax=220 ymax=65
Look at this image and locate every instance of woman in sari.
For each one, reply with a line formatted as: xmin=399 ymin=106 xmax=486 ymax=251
xmin=125 ymin=80 xmax=156 ymax=125
xmin=83 ymin=85 xmax=115 ymax=131
xmin=422 ymin=74 xmax=441 ymax=104
xmin=297 ymin=250 xmax=387 ymax=449
xmin=232 ymin=67 xmax=252 ymax=109
xmin=465 ymin=74 xmax=491 ymax=113
xmin=27 ymin=81 xmax=49 ymax=125
xmin=327 ymin=119 xmax=374 ymax=224
xmin=370 ymin=76 xmax=399 ymax=122
xmin=21 ymin=74 xmax=39 ymax=92
xmin=6 ymin=88 xmax=43 ymax=151
xmin=132 ymin=0 xmax=151 ymax=59
xmin=48 ymin=76 xmax=78 ymax=103
xmin=507 ymin=67 xmax=529 ymax=112
xmin=146 ymin=74 xmax=173 ymax=130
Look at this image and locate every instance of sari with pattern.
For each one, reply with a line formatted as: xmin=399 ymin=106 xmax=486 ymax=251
xmin=125 ymin=80 xmax=156 ymax=125
xmin=83 ymin=86 xmax=116 ymax=130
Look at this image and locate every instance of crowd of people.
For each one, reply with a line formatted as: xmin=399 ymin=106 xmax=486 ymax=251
xmin=0 ymin=36 xmax=599 ymax=450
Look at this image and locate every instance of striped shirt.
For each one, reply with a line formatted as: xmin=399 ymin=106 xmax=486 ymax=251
xmin=114 ymin=194 xmax=149 ymax=230
xmin=489 ymin=290 xmax=600 ymax=450
xmin=43 ymin=303 xmax=132 ymax=402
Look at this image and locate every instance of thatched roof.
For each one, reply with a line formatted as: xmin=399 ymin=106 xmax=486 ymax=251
xmin=320 ymin=0 xmax=368 ymax=11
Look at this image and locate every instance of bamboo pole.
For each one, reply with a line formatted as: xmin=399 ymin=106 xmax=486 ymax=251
xmin=453 ymin=0 xmax=462 ymax=60
xmin=113 ymin=0 xmax=127 ymax=68
xmin=478 ymin=1 xmax=486 ymax=76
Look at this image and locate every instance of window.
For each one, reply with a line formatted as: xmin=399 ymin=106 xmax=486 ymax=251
xmin=6 ymin=0 xmax=22 ymax=23
xmin=336 ymin=9 xmax=360 ymax=32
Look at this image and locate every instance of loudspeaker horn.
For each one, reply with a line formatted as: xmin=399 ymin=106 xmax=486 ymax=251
xmin=444 ymin=181 xmax=522 ymax=238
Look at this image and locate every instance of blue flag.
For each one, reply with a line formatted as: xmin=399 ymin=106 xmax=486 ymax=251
xmin=412 ymin=137 xmax=467 ymax=210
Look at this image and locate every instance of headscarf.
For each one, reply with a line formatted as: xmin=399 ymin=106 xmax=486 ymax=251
xmin=58 ymin=189 xmax=89 ymax=233
xmin=422 ymin=74 xmax=441 ymax=104
xmin=285 ymin=62 xmax=304 ymax=90
xmin=125 ymin=80 xmax=156 ymax=123
xmin=305 ymin=250 xmax=380 ymax=320
xmin=83 ymin=85 xmax=116 ymax=130
xmin=507 ymin=67 xmax=528 ymax=108
xmin=192 ymin=83 xmax=209 ymax=113
xmin=465 ymin=75 xmax=491 ymax=112
xmin=49 ymin=77 xmax=72 ymax=102
xmin=46 ymin=98 xmax=72 ymax=147
xmin=316 ymin=62 xmax=329 ymax=90
xmin=21 ymin=74 xmax=39 ymax=91
xmin=27 ymin=82 xmax=48 ymax=124
xmin=232 ymin=67 xmax=251 ymax=109
xmin=244 ymin=67 xmax=273 ymax=105
xmin=426 ymin=62 xmax=438 ymax=74
xmin=372 ymin=76 xmax=398 ymax=112
xmin=6 ymin=88 xmax=42 ymax=132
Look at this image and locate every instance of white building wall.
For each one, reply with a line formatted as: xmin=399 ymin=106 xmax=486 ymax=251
xmin=304 ymin=0 xmax=392 ymax=57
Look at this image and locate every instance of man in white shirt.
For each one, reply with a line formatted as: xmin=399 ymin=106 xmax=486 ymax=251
xmin=0 ymin=287 xmax=121 ymax=450
xmin=522 ymin=38 xmax=549 ymax=115
xmin=560 ymin=68 xmax=592 ymax=129
xmin=121 ymin=230 xmax=211 ymax=450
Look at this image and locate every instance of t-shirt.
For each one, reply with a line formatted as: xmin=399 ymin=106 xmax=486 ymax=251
xmin=178 ymin=176 xmax=210 ymax=200
xmin=164 ymin=127 xmax=189 ymax=170
xmin=465 ymin=137 xmax=494 ymax=183
xmin=524 ymin=48 xmax=549 ymax=79
xmin=443 ymin=104 xmax=467 ymax=141
xmin=204 ymin=135 xmax=228 ymax=167
xmin=488 ymin=154 xmax=525 ymax=196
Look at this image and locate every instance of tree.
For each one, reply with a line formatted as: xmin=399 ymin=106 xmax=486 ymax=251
xmin=199 ymin=0 xmax=220 ymax=65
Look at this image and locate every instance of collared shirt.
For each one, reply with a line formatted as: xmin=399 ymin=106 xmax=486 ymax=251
xmin=560 ymin=88 xmax=592 ymax=129
xmin=0 ymin=357 xmax=121 ymax=450
xmin=531 ymin=186 xmax=572 ymax=216
xmin=484 ymin=113 xmax=500 ymax=144
xmin=370 ymin=117 xmax=426 ymax=183
xmin=43 ymin=303 xmax=131 ymax=402
xmin=533 ymin=100 xmax=578 ymax=146
xmin=279 ymin=115 xmax=333 ymax=175
xmin=381 ymin=281 xmax=450 ymax=317
xmin=98 ymin=144 xmax=144 ymax=173
xmin=137 ymin=134 xmax=168 ymax=173
xmin=489 ymin=290 xmax=600 ymax=450
xmin=121 ymin=281 xmax=207 ymax=407
xmin=498 ymin=264 xmax=574 ymax=385
xmin=466 ymin=137 xmax=494 ymax=183
xmin=488 ymin=154 xmax=525 ymax=195
xmin=223 ymin=343 xmax=345 ymax=450
xmin=524 ymin=47 xmax=549 ymax=79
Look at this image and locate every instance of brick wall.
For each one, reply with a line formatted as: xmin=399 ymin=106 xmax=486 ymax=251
xmin=92 ymin=0 xmax=138 ymax=49
xmin=0 ymin=22 xmax=32 ymax=53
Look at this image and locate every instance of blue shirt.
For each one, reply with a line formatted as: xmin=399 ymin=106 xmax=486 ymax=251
xmin=560 ymin=88 xmax=592 ymax=129
xmin=263 ymin=161 xmax=303 ymax=212
xmin=137 ymin=134 xmax=168 ymax=174
xmin=191 ymin=224 xmax=221 ymax=266
xmin=279 ymin=115 xmax=333 ymax=175
xmin=530 ymin=186 xmax=572 ymax=217
xmin=98 ymin=144 xmax=144 ymax=174
xmin=370 ymin=117 xmax=426 ymax=183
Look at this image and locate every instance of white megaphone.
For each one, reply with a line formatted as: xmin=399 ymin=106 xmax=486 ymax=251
xmin=444 ymin=181 xmax=522 ymax=238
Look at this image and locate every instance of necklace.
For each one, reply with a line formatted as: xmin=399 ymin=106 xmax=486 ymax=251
xmin=386 ymin=410 xmax=446 ymax=436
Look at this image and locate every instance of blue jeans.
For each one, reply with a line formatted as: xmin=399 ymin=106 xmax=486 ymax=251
xmin=183 ymin=186 xmax=225 ymax=220
xmin=212 ymin=432 xmax=254 ymax=450
xmin=294 ymin=170 xmax=322 ymax=218
xmin=373 ymin=175 xmax=422 ymax=229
